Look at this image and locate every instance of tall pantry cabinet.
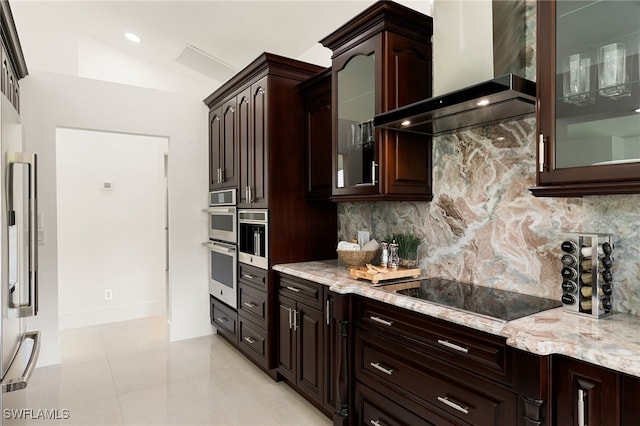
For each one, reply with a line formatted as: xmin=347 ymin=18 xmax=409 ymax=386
xmin=204 ymin=53 xmax=338 ymax=373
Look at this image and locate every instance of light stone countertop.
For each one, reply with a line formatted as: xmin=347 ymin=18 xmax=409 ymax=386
xmin=273 ymin=259 xmax=640 ymax=378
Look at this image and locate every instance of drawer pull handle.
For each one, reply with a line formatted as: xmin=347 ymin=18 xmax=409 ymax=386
xmin=244 ymin=336 xmax=256 ymax=344
xmin=286 ymin=286 xmax=301 ymax=293
xmin=437 ymin=339 xmax=469 ymax=353
xmin=242 ymin=273 xmax=254 ymax=279
xmin=243 ymin=302 xmax=257 ymax=308
xmin=370 ymin=420 xmax=383 ymax=426
xmin=437 ymin=396 xmax=469 ymax=415
xmin=370 ymin=316 xmax=393 ymax=326
xmin=370 ymin=362 xmax=393 ymax=375
xmin=216 ymin=317 xmax=227 ymax=324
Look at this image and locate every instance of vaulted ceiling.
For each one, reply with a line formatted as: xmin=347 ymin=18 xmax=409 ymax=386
xmin=10 ymin=1 xmax=430 ymax=96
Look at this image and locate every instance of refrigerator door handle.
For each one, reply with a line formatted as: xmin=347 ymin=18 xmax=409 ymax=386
xmin=7 ymin=151 xmax=38 ymax=317
xmin=1 ymin=331 xmax=41 ymax=392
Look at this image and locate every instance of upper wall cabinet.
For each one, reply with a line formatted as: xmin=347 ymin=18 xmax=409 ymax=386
xmin=208 ymin=97 xmax=238 ymax=191
xmin=204 ymin=53 xmax=323 ymax=206
xmin=532 ymin=0 xmax=640 ymax=196
xmin=320 ymin=1 xmax=434 ymax=201
xmin=299 ymin=69 xmax=333 ymax=201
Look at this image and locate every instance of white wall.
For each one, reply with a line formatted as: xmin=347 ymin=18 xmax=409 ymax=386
xmin=20 ymin=71 xmax=211 ymax=366
xmin=432 ymin=0 xmax=494 ymax=95
xmin=56 ymin=128 xmax=167 ymax=328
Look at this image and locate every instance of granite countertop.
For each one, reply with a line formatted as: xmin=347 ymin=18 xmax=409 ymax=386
xmin=273 ymin=259 xmax=640 ymax=378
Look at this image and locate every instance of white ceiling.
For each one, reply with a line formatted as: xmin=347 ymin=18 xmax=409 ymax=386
xmin=10 ymin=0 xmax=431 ymax=97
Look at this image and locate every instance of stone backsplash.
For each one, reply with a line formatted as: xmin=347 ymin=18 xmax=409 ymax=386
xmin=337 ymin=0 xmax=640 ymax=316
xmin=338 ymin=118 xmax=640 ymax=315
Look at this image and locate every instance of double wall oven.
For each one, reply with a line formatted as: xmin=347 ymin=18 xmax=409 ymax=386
xmin=205 ymin=190 xmax=270 ymax=311
xmin=204 ymin=189 xmax=237 ymax=309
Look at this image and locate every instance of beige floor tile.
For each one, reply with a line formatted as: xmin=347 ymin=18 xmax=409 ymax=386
xmin=4 ymin=316 xmax=332 ymax=426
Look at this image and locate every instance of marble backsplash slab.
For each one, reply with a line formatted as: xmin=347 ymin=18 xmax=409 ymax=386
xmin=338 ymin=118 xmax=640 ymax=315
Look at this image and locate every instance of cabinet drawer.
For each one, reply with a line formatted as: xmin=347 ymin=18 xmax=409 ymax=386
xmin=238 ymin=283 xmax=267 ymax=328
xmin=278 ymin=274 xmax=323 ymax=309
xmin=210 ymin=296 xmax=237 ymax=342
xmin=356 ymin=382 xmax=455 ymax=426
xmin=239 ymin=263 xmax=267 ymax=290
xmin=357 ymin=297 xmax=509 ymax=384
xmin=356 ymin=330 xmax=517 ymax=426
xmin=238 ymin=317 xmax=267 ymax=364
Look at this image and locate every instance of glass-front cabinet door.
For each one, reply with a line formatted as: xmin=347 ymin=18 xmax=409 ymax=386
xmin=534 ymin=0 xmax=640 ymax=196
xmin=333 ymin=42 xmax=379 ymax=197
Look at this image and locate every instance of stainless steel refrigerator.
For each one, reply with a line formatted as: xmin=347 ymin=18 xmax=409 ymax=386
xmin=0 ymin=92 xmax=40 ymax=404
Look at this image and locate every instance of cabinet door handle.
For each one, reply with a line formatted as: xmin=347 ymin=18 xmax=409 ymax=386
xmin=437 ymin=396 xmax=469 ymax=415
xmin=286 ymin=286 xmax=301 ymax=293
xmin=370 ymin=362 xmax=393 ymax=376
xmin=293 ymin=310 xmax=299 ymax=331
xmin=370 ymin=316 xmax=393 ymax=327
xmin=326 ymin=300 xmax=330 ymax=326
xmin=243 ymin=301 xmax=257 ymax=309
xmin=437 ymin=339 xmax=469 ymax=353
xmin=370 ymin=420 xmax=383 ymax=426
xmin=538 ymin=134 xmax=545 ymax=173
xmin=216 ymin=316 xmax=227 ymax=324
xmin=371 ymin=161 xmax=378 ymax=186
xmin=220 ymin=168 xmax=225 ymax=183
xmin=288 ymin=307 xmax=292 ymax=330
xmin=578 ymin=389 xmax=587 ymax=426
xmin=244 ymin=336 xmax=256 ymax=344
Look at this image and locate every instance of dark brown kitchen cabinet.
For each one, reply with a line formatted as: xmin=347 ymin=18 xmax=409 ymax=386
xmin=532 ymin=0 xmax=640 ymax=196
xmin=621 ymin=374 xmax=640 ymax=424
xmin=276 ymin=274 xmax=325 ymax=409
xmin=553 ymin=356 xmax=620 ymax=426
xmin=352 ymin=297 xmax=518 ymax=426
xmin=300 ymin=68 xmax=333 ymax=201
xmin=320 ymin=1 xmax=433 ymax=201
xmin=236 ymin=263 xmax=269 ymax=370
xmin=205 ymin=53 xmax=338 ymax=377
xmin=208 ymin=97 xmax=238 ymax=191
xmin=238 ymin=78 xmax=268 ymax=207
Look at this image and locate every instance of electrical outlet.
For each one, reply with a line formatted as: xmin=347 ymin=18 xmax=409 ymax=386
xmin=105 ymin=289 xmax=113 ymax=300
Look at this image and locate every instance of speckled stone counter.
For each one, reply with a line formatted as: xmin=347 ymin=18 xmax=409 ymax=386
xmin=273 ymin=259 xmax=640 ymax=378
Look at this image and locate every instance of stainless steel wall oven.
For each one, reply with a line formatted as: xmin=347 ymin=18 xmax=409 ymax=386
xmin=204 ymin=189 xmax=237 ymax=309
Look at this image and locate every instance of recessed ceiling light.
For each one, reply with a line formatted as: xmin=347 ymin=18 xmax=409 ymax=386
xmin=635 ymin=108 xmax=640 ymax=113
xmin=401 ymin=120 xmax=411 ymax=126
xmin=125 ymin=32 xmax=141 ymax=43
xmin=477 ymin=99 xmax=490 ymax=107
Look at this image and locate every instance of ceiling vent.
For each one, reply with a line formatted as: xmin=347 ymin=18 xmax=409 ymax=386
xmin=176 ymin=45 xmax=237 ymax=82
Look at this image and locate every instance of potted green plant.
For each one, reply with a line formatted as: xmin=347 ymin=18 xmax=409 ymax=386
xmin=384 ymin=233 xmax=422 ymax=268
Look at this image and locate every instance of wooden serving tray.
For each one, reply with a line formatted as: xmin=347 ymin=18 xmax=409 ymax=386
xmin=349 ymin=266 xmax=421 ymax=284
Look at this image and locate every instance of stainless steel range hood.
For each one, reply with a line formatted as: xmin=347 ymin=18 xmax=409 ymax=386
xmin=373 ymin=74 xmax=536 ymax=136
xmin=374 ymin=0 xmax=536 ymax=136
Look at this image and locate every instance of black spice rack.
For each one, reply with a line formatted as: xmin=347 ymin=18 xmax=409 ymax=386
xmin=560 ymin=233 xmax=614 ymax=319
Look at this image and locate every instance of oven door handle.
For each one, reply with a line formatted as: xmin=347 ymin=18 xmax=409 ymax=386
xmin=202 ymin=241 xmax=236 ymax=253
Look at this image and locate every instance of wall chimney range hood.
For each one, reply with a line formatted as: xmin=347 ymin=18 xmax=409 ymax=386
xmin=373 ymin=73 xmax=536 ymax=136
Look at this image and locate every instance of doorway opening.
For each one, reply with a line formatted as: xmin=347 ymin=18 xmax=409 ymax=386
xmin=55 ymin=128 xmax=169 ymax=329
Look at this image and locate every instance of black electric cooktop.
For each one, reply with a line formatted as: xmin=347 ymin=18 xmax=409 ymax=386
xmin=392 ymin=278 xmax=562 ymax=322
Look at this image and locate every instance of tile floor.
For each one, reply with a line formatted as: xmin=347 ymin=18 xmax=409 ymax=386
xmin=3 ymin=316 xmax=332 ymax=426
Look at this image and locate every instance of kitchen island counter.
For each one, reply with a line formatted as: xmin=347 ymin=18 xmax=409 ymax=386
xmin=273 ymin=259 xmax=640 ymax=378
